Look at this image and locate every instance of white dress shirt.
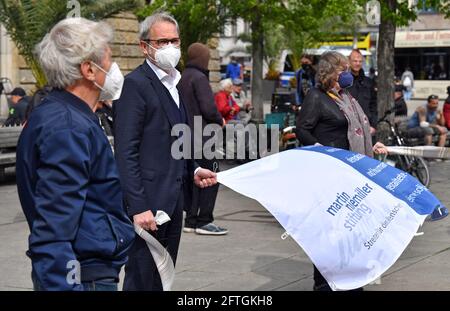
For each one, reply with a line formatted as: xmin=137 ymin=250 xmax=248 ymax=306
xmin=146 ymin=59 xmax=181 ymax=108
xmin=146 ymin=59 xmax=201 ymax=175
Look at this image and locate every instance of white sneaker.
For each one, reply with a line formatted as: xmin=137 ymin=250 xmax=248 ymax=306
xmin=183 ymin=227 xmax=195 ymax=233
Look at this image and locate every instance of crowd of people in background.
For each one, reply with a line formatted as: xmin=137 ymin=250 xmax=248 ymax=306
xmin=291 ymin=49 xmax=450 ymax=148
xmin=4 ymin=48 xmax=450 ymax=150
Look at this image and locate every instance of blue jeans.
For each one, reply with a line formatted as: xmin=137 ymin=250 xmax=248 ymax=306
xmin=32 ymin=272 xmax=118 ymax=291
xmin=404 ymin=90 xmax=412 ymax=100
xmin=82 ymin=280 xmax=118 ymax=291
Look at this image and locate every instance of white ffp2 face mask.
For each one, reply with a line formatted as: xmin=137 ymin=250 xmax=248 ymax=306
xmin=92 ymin=62 xmax=124 ymax=101
xmin=145 ymin=42 xmax=181 ymax=71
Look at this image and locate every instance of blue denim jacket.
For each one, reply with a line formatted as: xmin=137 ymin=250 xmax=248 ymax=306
xmin=16 ymin=89 xmax=134 ymax=290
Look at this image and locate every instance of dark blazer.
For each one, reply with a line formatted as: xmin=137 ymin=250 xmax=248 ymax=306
xmin=296 ymin=87 xmax=350 ymax=150
xmin=179 ymin=65 xmax=223 ymax=156
xmin=348 ymin=69 xmax=378 ymax=127
xmin=113 ymin=61 xmax=197 ymax=218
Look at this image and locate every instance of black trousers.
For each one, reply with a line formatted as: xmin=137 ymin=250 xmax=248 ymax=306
xmin=313 ymin=265 xmax=363 ymax=291
xmin=313 ymin=265 xmax=331 ymax=291
xmin=123 ymin=191 xmax=183 ymax=291
xmin=184 ymin=158 xmax=219 ymax=228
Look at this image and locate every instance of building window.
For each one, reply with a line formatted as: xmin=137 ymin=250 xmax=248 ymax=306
xmin=222 ymin=20 xmax=237 ymax=38
xmin=417 ymin=0 xmax=437 ymax=13
xmin=395 ymin=47 xmax=450 ymax=80
xmin=244 ymin=21 xmax=250 ymax=34
xmin=231 ymin=20 xmax=237 ymax=37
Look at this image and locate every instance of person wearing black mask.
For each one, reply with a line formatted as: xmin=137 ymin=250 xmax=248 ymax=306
xmin=295 ymin=55 xmax=316 ymax=105
xmin=348 ymin=49 xmax=378 ymax=136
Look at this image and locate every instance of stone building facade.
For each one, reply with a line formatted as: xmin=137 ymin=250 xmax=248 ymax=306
xmin=0 ymin=12 xmax=221 ymax=117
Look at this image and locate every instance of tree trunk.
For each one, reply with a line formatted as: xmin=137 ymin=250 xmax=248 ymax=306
xmin=376 ymin=0 xmax=396 ymax=142
xmin=251 ymin=11 xmax=264 ymax=123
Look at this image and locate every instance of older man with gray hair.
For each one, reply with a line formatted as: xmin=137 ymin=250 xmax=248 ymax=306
xmin=113 ymin=12 xmax=217 ymax=291
xmin=16 ymin=18 xmax=135 ymax=291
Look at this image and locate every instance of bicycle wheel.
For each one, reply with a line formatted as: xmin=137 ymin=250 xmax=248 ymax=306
xmin=408 ymin=157 xmax=430 ymax=187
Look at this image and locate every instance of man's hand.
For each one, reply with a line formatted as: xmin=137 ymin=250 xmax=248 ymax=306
xmin=230 ymin=107 xmax=236 ymax=116
xmin=194 ymin=168 xmax=217 ymax=188
xmin=133 ymin=210 xmax=157 ymax=232
xmin=370 ymin=126 xmax=377 ymax=135
xmin=244 ymin=100 xmax=252 ymax=110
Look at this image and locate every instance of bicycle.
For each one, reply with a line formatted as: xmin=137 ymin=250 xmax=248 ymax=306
xmin=377 ymin=109 xmax=431 ymax=187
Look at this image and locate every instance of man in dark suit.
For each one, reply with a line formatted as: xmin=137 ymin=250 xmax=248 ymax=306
xmin=113 ymin=12 xmax=217 ymax=291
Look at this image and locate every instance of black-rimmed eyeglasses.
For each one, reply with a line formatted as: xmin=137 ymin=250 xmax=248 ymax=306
xmin=143 ymin=38 xmax=180 ymax=47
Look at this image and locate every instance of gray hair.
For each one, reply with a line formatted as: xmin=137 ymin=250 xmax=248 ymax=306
xmin=220 ymin=78 xmax=233 ymax=91
xmin=317 ymin=51 xmax=349 ymax=91
xmin=139 ymin=12 xmax=179 ymax=41
xmin=36 ymin=18 xmax=114 ymax=89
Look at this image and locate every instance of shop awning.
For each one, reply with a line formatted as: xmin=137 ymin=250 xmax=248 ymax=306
xmin=395 ymin=30 xmax=450 ymax=48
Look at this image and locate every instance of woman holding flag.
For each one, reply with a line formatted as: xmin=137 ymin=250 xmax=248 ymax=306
xmin=295 ymin=51 xmax=388 ymax=291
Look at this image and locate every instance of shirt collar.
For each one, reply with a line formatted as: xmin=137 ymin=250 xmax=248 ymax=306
xmin=146 ymin=59 xmax=180 ymax=86
xmin=48 ymin=89 xmax=99 ymax=122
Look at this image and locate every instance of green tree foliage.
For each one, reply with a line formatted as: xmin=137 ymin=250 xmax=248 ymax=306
xmin=0 ymin=0 xmax=143 ymax=88
xmin=282 ymin=0 xmax=360 ymax=65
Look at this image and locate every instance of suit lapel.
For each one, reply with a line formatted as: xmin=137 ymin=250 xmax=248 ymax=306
xmin=140 ymin=62 xmax=178 ymax=128
xmin=178 ymin=92 xmax=190 ymax=126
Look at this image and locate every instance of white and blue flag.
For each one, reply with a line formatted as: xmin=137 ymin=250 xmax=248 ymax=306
xmin=217 ymin=146 xmax=441 ymax=290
